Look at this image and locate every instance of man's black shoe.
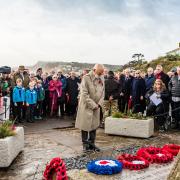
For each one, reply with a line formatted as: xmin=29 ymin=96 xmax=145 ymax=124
xmin=83 ymin=143 xmax=91 ymax=152
xmin=27 ymin=120 xmax=34 ymax=123
xmin=89 ymin=143 xmax=101 ymax=152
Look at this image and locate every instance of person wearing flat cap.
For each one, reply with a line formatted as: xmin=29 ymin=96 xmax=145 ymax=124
xmin=13 ymin=65 xmax=30 ymax=88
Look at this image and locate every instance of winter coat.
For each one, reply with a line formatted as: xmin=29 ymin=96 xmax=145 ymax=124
xmin=155 ymin=71 xmax=170 ymax=89
xmin=119 ymin=75 xmax=133 ymax=97
xmin=35 ymin=74 xmax=43 ymax=81
xmin=168 ymin=75 xmax=180 ymax=97
xmin=146 ymin=89 xmax=170 ymax=108
xmin=75 ymin=71 xmax=104 ymax=131
xmin=131 ymin=77 xmax=146 ymax=113
xmin=0 ymin=77 xmax=12 ymax=96
xmin=13 ymin=72 xmax=30 ymax=88
xmin=25 ymin=89 xmax=37 ymax=105
xmin=12 ymin=86 xmax=25 ymax=103
xmin=145 ymin=74 xmax=155 ymax=92
xmin=49 ymin=80 xmax=62 ymax=112
xmin=131 ymin=77 xmax=146 ymax=101
xmin=105 ymin=75 xmax=120 ymax=100
xmin=36 ymin=86 xmax=45 ymax=101
xmin=59 ymin=75 xmax=67 ymax=91
xmin=66 ymin=77 xmax=80 ymax=105
xmin=42 ymin=79 xmax=49 ymax=90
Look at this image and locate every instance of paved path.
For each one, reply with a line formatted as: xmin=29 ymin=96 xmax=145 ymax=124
xmin=0 ymin=117 xmax=179 ymax=180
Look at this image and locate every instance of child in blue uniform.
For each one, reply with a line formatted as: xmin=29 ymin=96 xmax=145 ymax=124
xmin=13 ymin=78 xmax=25 ymax=123
xmin=26 ymin=82 xmax=37 ymax=123
xmin=35 ymin=80 xmax=45 ymax=119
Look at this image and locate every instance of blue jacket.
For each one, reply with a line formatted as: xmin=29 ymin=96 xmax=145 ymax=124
xmin=25 ymin=89 xmax=37 ymax=104
xmin=13 ymin=86 xmax=25 ymax=103
xmin=59 ymin=75 xmax=67 ymax=91
xmin=145 ymin=74 xmax=155 ymax=92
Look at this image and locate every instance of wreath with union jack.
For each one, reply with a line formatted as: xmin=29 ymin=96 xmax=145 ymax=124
xmin=162 ymin=144 xmax=180 ymax=156
xmin=137 ymin=147 xmax=173 ymax=164
xmin=117 ymin=154 xmax=149 ymax=170
xmin=87 ymin=159 xmax=123 ymax=175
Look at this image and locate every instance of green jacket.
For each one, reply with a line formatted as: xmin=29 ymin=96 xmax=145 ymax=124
xmin=36 ymin=87 xmax=45 ymax=101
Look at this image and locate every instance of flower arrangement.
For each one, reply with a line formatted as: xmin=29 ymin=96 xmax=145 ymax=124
xmin=0 ymin=120 xmax=16 ymax=139
xmin=43 ymin=157 xmax=68 ymax=180
xmin=137 ymin=147 xmax=173 ymax=163
xmin=162 ymin=144 xmax=180 ymax=156
xmin=87 ymin=159 xmax=123 ymax=175
xmin=112 ymin=111 xmax=148 ymax=120
xmin=117 ymin=154 xmax=149 ymax=170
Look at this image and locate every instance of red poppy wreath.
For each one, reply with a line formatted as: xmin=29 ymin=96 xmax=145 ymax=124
xmin=162 ymin=144 xmax=180 ymax=156
xmin=117 ymin=154 xmax=149 ymax=170
xmin=137 ymin=147 xmax=173 ymax=164
xmin=43 ymin=157 xmax=68 ymax=180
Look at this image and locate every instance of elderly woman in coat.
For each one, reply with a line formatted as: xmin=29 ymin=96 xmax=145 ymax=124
xmin=75 ymin=64 xmax=105 ymax=152
xmin=49 ymin=74 xmax=62 ymax=117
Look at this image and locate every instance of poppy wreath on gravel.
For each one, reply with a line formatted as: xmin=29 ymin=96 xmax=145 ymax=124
xmin=43 ymin=157 xmax=68 ymax=180
xmin=117 ymin=154 xmax=149 ymax=170
xmin=162 ymin=144 xmax=180 ymax=156
xmin=137 ymin=147 xmax=173 ymax=164
xmin=87 ymin=159 xmax=123 ymax=175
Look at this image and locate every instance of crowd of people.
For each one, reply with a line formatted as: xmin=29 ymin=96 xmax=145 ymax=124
xmin=0 ymin=64 xmax=180 ymax=132
xmin=0 ymin=65 xmax=80 ymax=123
xmin=104 ymin=64 xmax=180 ymax=131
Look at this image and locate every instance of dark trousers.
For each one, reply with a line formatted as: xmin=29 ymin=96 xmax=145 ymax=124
xmin=66 ymin=103 xmax=77 ymax=116
xmin=118 ymin=96 xmax=129 ymax=113
xmin=81 ymin=130 xmax=96 ymax=145
xmin=36 ymin=101 xmax=43 ymax=117
xmin=147 ymin=102 xmax=168 ymax=126
xmin=15 ymin=102 xmax=23 ymax=122
xmin=26 ymin=104 xmax=36 ymax=121
xmin=171 ymin=101 xmax=180 ymax=126
xmin=59 ymin=102 xmax=65 ymax=116
xmin=22 ymin=105 xmax=27 ymax=119
xmin=42 ymin=91 xmax=50 ymax=116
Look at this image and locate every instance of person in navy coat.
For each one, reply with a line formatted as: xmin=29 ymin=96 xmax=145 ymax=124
xmin=130 ymin=70 xmax=146 ymax=113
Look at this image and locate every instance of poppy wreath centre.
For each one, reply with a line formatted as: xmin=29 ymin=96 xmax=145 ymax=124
xmin=117 ymin=154 xmax=149 ymax=170
xmin=137 ymin=147 xmax=173 ymax=164
xmin=162 ymin=144 xmax=180 ymax=156
xmin=43 ymin=157 xmax=68 ymax=180
xmin=87 ymin=159 xmax=123 ymax=175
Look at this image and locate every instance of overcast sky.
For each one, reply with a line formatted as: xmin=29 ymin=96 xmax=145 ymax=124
xmin=0 ymin=0 xmax=180 ymax=67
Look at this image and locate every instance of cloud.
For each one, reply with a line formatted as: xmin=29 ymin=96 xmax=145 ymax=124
xmin=0 ymin=0 xmax=180 ymax=67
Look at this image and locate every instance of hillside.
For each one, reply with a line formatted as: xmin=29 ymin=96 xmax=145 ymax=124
xmin=30 ymin=61 xmax=122 ymax=73
xmin=28 ymin=54 xmax=180 ymax=73
xmin=122 ymin=54 xmax=180 ymax=73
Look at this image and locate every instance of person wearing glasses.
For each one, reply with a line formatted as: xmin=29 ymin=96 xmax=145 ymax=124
xmin=155 ymin=65 xmax=170 ymax=89
xmin=130 ymin=70 xmax=146 ymax=113
xmin=146 ymin=79 xmax=170 ymax=132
